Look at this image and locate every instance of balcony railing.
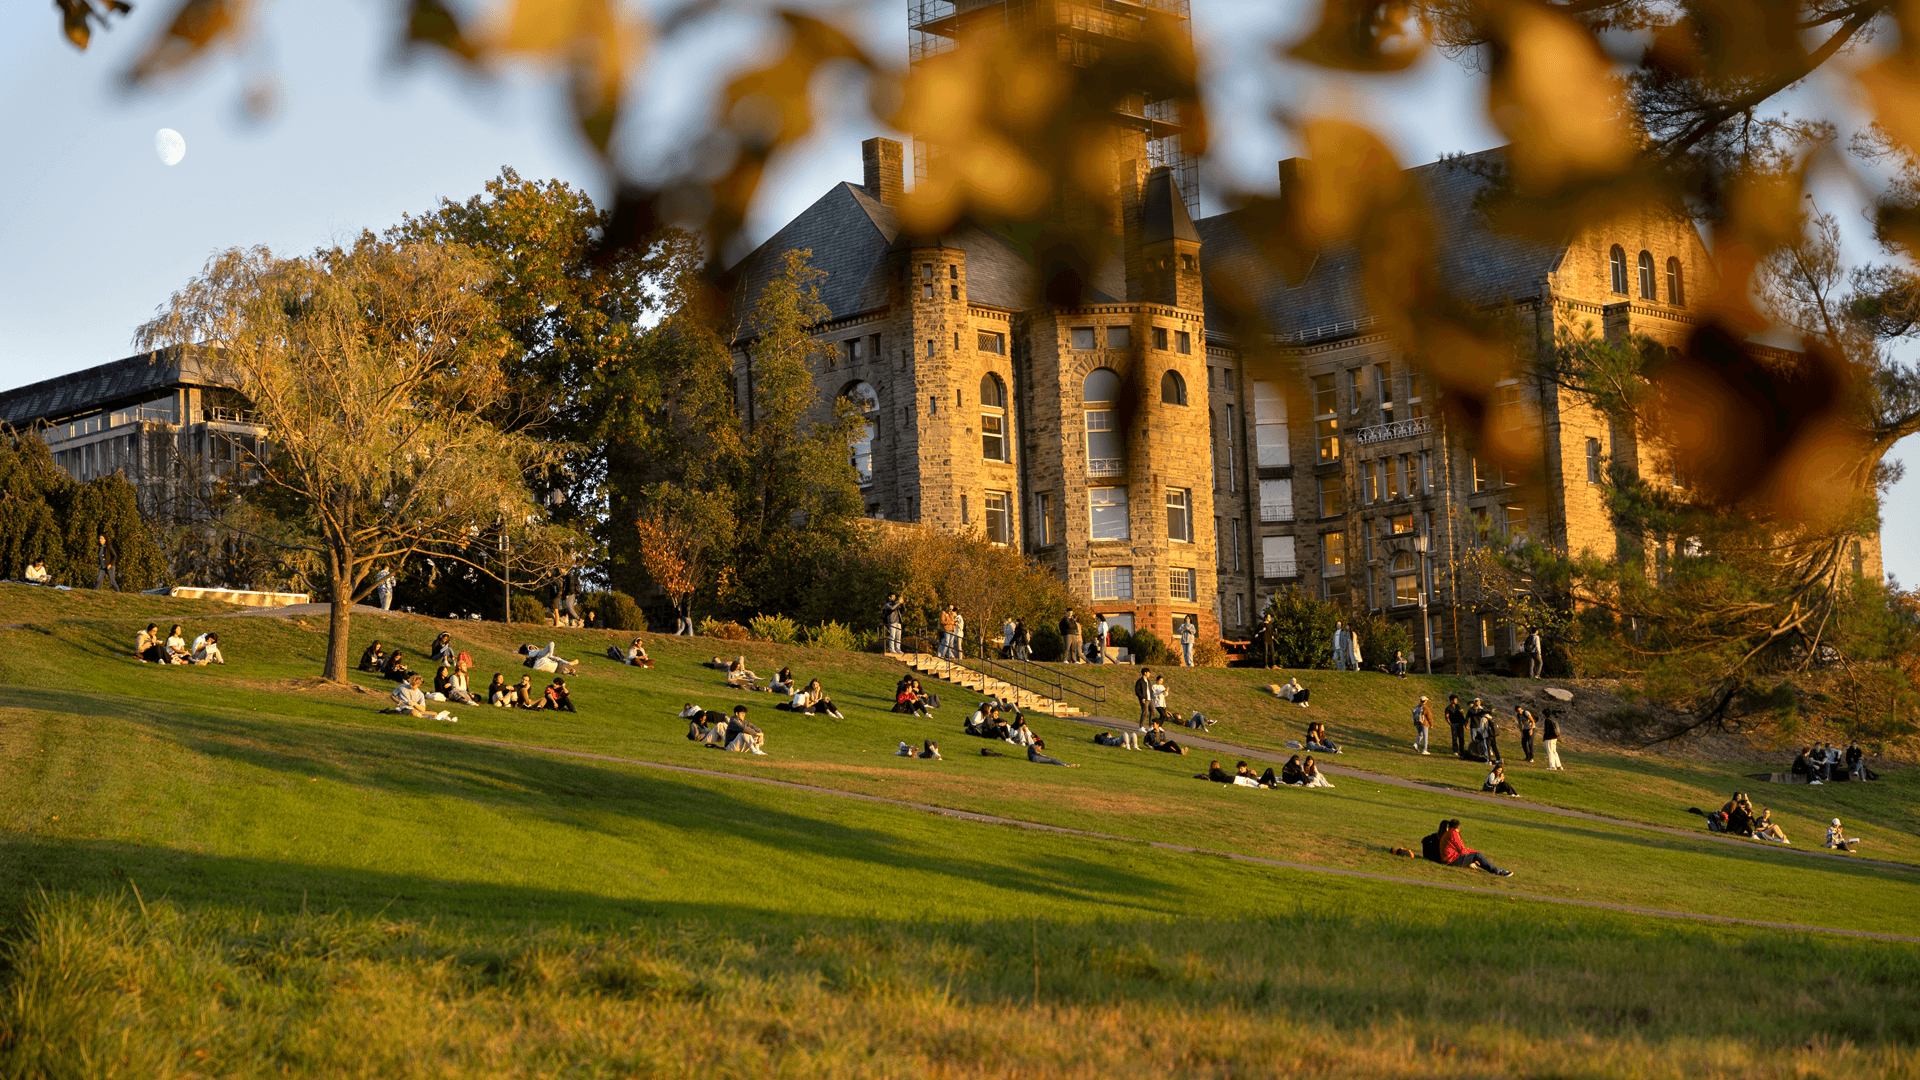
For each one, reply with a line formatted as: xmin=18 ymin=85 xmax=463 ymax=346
xmin=1261 ymin=559 xmax=1298 ymax=578
xmin=206 ymin=405 xmax=260 ymax=425
xmin=1259 ymin=502 xmax=1294 ymax=523
xmin=1088 ymin=458 xmax=1124 ymax=477
xmin=1352 ymin=415 xmax=1435 ymax=446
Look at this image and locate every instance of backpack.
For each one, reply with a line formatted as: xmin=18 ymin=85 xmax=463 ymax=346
xmin=1411 ymin=703 xmax=1425 ymax=723
xmin=1420 ymin=833 xmax=1442 ymax=863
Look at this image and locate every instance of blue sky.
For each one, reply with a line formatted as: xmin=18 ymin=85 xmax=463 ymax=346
xmin=1 ymin=0 xmax=1912 ymax=582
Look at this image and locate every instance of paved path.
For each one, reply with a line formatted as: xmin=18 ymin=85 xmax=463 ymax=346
xmin=413 ymin=729 xmax=1919 ymax=944
xmin=1056 ymin=713 xmax=1919 ymax=874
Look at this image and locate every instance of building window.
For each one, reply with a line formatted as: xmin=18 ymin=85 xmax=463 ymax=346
xmin=1035 ymin=491 xmax=1055 ymax=545
xmin=1090 ymin=487 xmax=1130 ymax=540
xmin=978 ymin=331 xmax=1006 ymax=354
xmin=1312 ymin=374 xmax=1340 ymax=462
xmin=1361 ymin=461 xmax=1377 ymax=504
xmin=1258 ymin=478 xmax=1293 ymax=522
xmin=922 ymin=263 xmax=934 ymax=279
xmin=1504 ymin=503 xmax=1529 ymax=539
xmin=1319 ymin=476 xmax=1344 ymax=518
xmin=984 ymin=490 xmax=1011 ymax=544
xmin=1091 ymin=565 xmax=1134 ymax=600
xmin=1390 ymin=513 xmax=1414 ymax=534
xmin=1231 ymin=520 xmax=1242 ymax=571
xmin=1420 ymin=450 xmax=1433 ymax=493
xmin=1225 ymin=404 xmax=1237 ymax=491
xmin=1322 ymin=531 xmax=1345 ymax=576
xmin=1637 ymin=250 xmax=1656 ymax=299
xmin=950 ymin=264 xmax=958 ymax=279
xmin=1586 ymin=437 xmax=1603 ymax=483
xmin=1375 ymin=362 xmax=1393 ymax=418
xmin=926 ymin=338 xmax=935 ymax=358
xmin=981 ymin=374 xmax=1008 ymax=461
xmin=844 ymin=381 xmax=879 ymax=485
xmin=1169 ymin=567 xmax=1196 ymax=602
xmin=1071 ymin=327 xmax=1097 ymax=350
xmin=1472 ymin=456 xmax=1494 ymax=492
xmin=1480 ymin=615 xmax=1498 ymax=657
xmin=961 ymin=493 xmax=969 ymax=524
xmin=1666 ymin=257 xmax=1685 ymax=306
xmin=1253 ymin=379 xmax=1288 ymax=467
xmin=1262 ymin=535 xmax=1296 ymax=578
xmin=1347 ymin=368 xmax=1361 ymax=414
xmin=950 ymin=282 xmax=960 ymax=300
xmin=1385 ymin=456 xmax=1402 ymax=500
xmin=1106 ymin=325 xmax=1131 ymax=349
xmin=1176 ymin=330 xmax=1191 ymax=354
xmin=1609 ymin=245 xmax=1629 ymax=294
xmin=1215 ymin=515 xmax=1225 ymax=566
xmin=1180 ymin=253 xmax=1196 ymax=271
xmin=1167 ymin=488 xmax=1192 ymax=542
xmin=842 ymin=338 xmax=862 ymax=367
xmin=1407 ymin=370 xmax=1425 ymax=419
xmin=1161 ymin=370 xmax=1187 ymax=405
xmin=1234 ymin=593 xmax=1244 ymax=625
xmin=1391 ymin=552 xmax=1418 ymax=606
xmin=1153 ymin=326 xmax=1169 ymax=350
xmin=923 ymin=283 xmax=934 ymax=300
xmin=1084 ymin=367 xmax=1123 ymax=476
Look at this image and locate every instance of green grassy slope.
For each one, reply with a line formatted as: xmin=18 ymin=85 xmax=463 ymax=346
xmin=1 ymin=585 xmax=1916 ymax=1077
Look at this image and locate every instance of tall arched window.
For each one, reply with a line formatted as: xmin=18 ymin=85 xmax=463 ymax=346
xmin=1637 ymin=250 xmax=1656 ymax=299
xmin=843 ymin=381 xmax=879 ymax=485
xmin=1160 ymin=369 xmax=1187 ymax=405
xmin=980 ymin=373 xmax=1008 ymax=461
xmin=1084 ymin=367 xmax=1123 ymax=477
xmin=1666 ymin=257 xmax=1685 ymax=306
xmin=1609 ymin=245 xmax=1629 ymax=294
xmin=1389 ymin=551 xmax=1418 ymax=607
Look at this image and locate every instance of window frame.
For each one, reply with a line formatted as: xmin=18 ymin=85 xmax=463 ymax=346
xmin=1637 ymin=250 xmax=1656 ymax=299
xmin=1071 ymin=326 xmax=1097 ymax=350
xmin=1166 ymin=487 xmax=1192 ymax=543
xmin=984 ymin=490 xmax=1011 ymax=545
xmin=1090 ymin=565 xmax=1135 ymax=601
xmin=1322 ymin=531 xmax=1346 ymax=576
xmin=1666 ymin=256 xmax=1685 ymax=306
xmin=1089 ymin=486 xmax=1130 ymax=540
xmin=1609 ymin=245 xmax=1629 ymax=294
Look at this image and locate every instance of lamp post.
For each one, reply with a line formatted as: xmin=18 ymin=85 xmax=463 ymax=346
xmin=1414 ymin=534 xmax=1433 ymax=675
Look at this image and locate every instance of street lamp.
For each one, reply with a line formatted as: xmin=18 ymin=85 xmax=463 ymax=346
xmin=1413 ymin=534 xmax=1433 ymax=675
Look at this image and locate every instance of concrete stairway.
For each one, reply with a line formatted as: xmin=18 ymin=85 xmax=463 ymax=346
xmin=898 ymin=652 xmax=1087 ymax=717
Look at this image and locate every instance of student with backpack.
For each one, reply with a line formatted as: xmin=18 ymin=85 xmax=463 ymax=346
xmin=1412 ymin=695 xmax=1433 ymax=755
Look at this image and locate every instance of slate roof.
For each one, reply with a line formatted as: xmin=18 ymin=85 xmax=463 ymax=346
xmin=1194 ymin=149 xmax=1568 ymax=343
xmin=0 ymin=350 xmax=221 ymax=428
xmin=1140 ymin=166 xmax=1200 ymax=245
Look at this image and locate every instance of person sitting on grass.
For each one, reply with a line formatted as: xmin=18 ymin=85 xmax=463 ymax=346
xmin=1027 ymin=738 xmax=1078 ymax=767
xmin=190 ymin=632 xmax=225 ymax=665
xmin=1392 ymin=650 xmax=1408 ymax=678
xmin=1483 ymin=762 xmax=1520 ymax=798
xmin=433 ymin=665 xmax=455 ymax=699
xmin=543 ymin=679 xmax=577 ymax=713
xmin=1144 ymin=719 xmax=1188 ymax=755
xmin=1723 ymin=793 xmax=1756 ymax=837
xmin=515 ymin=674 xmax=543 ymax=709
xmin=1247 ymin=762 xmax=1282 ymax=788
xmin=445 ymin=663 xmax=476 ymax=706
xmin=1003 ymin=715 xmax=1037 ymax=747
xmin=23 ymin=559 xmax=51 ymax=585
xmin=164 ymin=624 xmax=190 ymax=664
xmin=1752 ymin=808 xmax=1790 ymax=844
xmin=802 ymin=679 xmax=845 ymax=719
xmin=1301 ymin=755 xmax=1335 ymax=788
xmin=1235 ymin=761 xmax=1270 ymax=788
xmin=769 ymin=667 xmax=797 ymax=696
xmin=604 ymin=637 xmax=652 ymax=668
xmin=1094 ymin=727 xmax=1141 ymax=749
xmin=1279 ymin=755 xmax=1307 ymax=786
xmin=689 ymin=705 xmax=765 ymax=754
xmin=965 ymin=702 xmax=1012 ymax=739
xmin=488 ymin=673 xmax=514 ymax=707
xmin=521 ymin=642 xmax=579 ymax=676
xmin=1791 ymin=747 xmax=1816 ymax=780
xmin=893 ymin=679 xmax=934 ymax=717
xmin=359 ymin=640 xmax=386 ymax=672
xmin=1276 ymin=677 xmax=1310 ymax=707
xmin=135 ymin=623 xmax=164 ymax=664
xmin=680 ymin=702 xmax=731 ymax=736
xmin=895 ymin=740 xmax=942 ymax=759
xmin=1303 ymin=721 xmax=1342 ymax=754
xmin=1437 ymin=818 xmax=1513 ymax=877
xmin=384 ymin=650 xmax=415 ymax=684
xmin=1825 ymin=818 xmax=1860 ymax=851
xmin=428 ymin=632 xmax=455 ymax=665
xmin=386 ymin=674 xmax=457 ymax=722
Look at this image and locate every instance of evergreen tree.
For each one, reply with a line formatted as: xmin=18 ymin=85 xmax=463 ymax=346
xmin=0 ymin=427 xmax=166 ymax=588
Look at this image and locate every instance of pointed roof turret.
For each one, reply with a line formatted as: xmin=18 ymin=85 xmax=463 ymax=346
xmin=1140 ymin=165 xmax=1200 ymax=245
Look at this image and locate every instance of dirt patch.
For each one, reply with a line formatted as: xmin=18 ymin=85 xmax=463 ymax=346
xmin=288 ymin=677 xmax=373 ymax=695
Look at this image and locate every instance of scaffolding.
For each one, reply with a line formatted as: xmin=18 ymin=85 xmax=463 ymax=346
xmin=907 ymin=0 xmax=1197 ymax=214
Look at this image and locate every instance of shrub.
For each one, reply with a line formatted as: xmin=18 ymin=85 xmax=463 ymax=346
xmin=1350 ymin=611 xmax=1413 ymax=669
xmin=806 ymin=620 xmax=860 ymax=651
xmin=698 ymin=617 xmax=751 ymax=641
xmin=1266 ymin=588 xmax=1339 ymax=668
xmin=1192 ymin=638 xmax=1228 ymax=668
xmin=748 ymin=612 xmax=801 ymax=644
xmin=581 ymin=590 xmax=646 ymax=631
xmin=509 ymin=595 xmax=547 ymax=624
xmin=1029 ymin=620 xmax=1064 ymax=662
xmin=1130 ymin=628 xmax=1171 ymax=666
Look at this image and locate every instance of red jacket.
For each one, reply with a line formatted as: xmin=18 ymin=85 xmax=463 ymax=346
xmin=1439 ymin=829 xmax=1476 ymax=863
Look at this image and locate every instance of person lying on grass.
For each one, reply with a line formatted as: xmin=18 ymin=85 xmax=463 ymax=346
xmin=428 ymin=632 xmax=455 ymax=665
xmin=1280 ymin=755 xmax=1306 ymax=786
xmin=1026 ymin=738 xmax=1078 ymax=767
xmin=190 ymin=632 xmax=225 ymax=665
xmin=1483 ymin=763 xmax=1519 ymax=798
xmin=1301 ymin=755 xmax=1335 ymax=788
xmin=543 ymin=678 xmax=577 ymax=713
xmin=1004 ymin=716 xmax=1038 ymax=747
xmin=1144 ymin=719 xmax=1188 ymax=755
xmin=1304 ymin=721 xmax=1341 ymax=754
xmin=604 ymin=637 xmax=652 ymax=668
xmin=358 ymin=640 xmax=386 ymax=672
xmin=895 ymin=740 xmax=942 ymax=759
xmin=1826 ymin=818 xmax=1860 ymax=851
xmin=1752 ymin=808 xmax=1790 ymax=844
xmin=385 ymin=674 xmax=457 ymax=722
xmin=1094 ymin=728 xmax=1141 ymax=749
xmin=520 ymin=642 xmax=579 ymax=676
xmin=135 ymin=623 xmax=164 ymax=663
xmin=1437 ymin=818 xmax=1513 ymax=877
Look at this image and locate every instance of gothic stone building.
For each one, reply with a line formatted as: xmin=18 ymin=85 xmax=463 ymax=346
xmin=728 ymin=138 xmax=1885 ymax=664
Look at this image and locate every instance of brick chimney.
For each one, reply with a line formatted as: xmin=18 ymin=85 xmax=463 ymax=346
xmin=863 ymin=137 xmax=904 ymax=205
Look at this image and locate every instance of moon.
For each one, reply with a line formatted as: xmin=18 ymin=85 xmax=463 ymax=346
xmin=154 ymin=128 xmax=185 ymax=166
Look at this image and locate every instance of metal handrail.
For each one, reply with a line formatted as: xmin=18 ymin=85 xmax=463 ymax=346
xmin=902 ymin=623 xmax=1106 ymax=718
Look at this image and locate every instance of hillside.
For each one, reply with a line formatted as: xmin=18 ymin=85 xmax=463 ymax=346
xmin=1 ymin=583 xmax=1916 ymax=1078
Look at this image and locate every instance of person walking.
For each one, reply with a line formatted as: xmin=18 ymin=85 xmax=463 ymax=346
xmin=1134 ymin=668 xmax=1154 ymax=728
xmin=1179 ymin=615 xmax=1197 ymax=668
xmin=1476 ymin=699 xmax=1501 ymax=762
xmin=881 ymin=591 xmax=904 ymax=654
xmin=374 ymin=567 xmax=394 ymax=611
xmin=1012 ymin=619 xmax=1031 ymax=661
xmin=1445 ymin=694 xmax=1466 ymax=757
xmin=1526 ymin=627 xmax=1544 ymax=679
xmin=1516 ymin=704 xmax=1537 ymax=763
xmin=938 ymin=605 xmax=958 ymax=659
xmin=1060 ymin=609 xmax=1084 ymax=664
xmin=1413 ymin=695 xmax=1432 ymax=755
xmin=1542 ymin=710 xmax=1564 ymax=770
xmin=1001 ymin=615 xmax=1018 ymax=658
xmin=94 ymin=533 xmax=120 ymax=592
xmin=1094 ymin=615 xmax=1111 ymax=664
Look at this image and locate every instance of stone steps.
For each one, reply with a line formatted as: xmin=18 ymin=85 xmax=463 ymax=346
xmin=898 ymin=652 xmax=1085 ymax=717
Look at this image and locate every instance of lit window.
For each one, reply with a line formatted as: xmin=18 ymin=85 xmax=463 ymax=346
xmin=1347 ymin=369 xmax=1361 ymax=414
xmin=1391 ymin=552 xmax=1419 ymax=606
xmin=1084 ymin=368 xmax=1123 ymax=476
xmin=981 ymin=374 xmax=1008 ymax=461
xmin=1319 ymin=476 xmax=1343 ymax=518
xmin=1090 ymin=487 xmax=1130 ymax=540
xmin=1312 ymin=374 xmax=1340 ymax=462
xmin=844 ymin=381 xmax=879 ymax=485
xmin=984 ymin=490 xmax=1011 ymax=545
xmin=1169 ymin=567 xmax=1196 ymax=602
xmin=1385 ymin=457 xmax=1401 ymax=500
xmin=1376 ymin=362 xmax=1393 ymax=417
xmin=1167 ymin=488 xmax=1192 ymax=542
xmin=1106 ymin=325 xmax=1131 ymax=349
xmin=1322 ymin=531 xmax=1345 ymax=575
xmin=1504 ymin=504 xmax=1528 ymax=538
xmin=1390 ymin=513 xmax=1414 ymax=535
xmin=1361 ymin=461 xmax=1377 ymax=503
xmin=1609 ymin=246 xmax=1629 ymax=294
xmin=1180 ymin=253 xmax=1196 ymax=272
xmin=1091 ymin=565 xmax=1134 ymax=600
xmin=1407 ymin=371 xmax=1425 ymax=419
xmin=1035 ymin=491 xmax=1054 ymax=545
xmin=1480 ymin=615 xmax=1498 ymax=656
xmin=1071 ymin=327 xmax=1097 ymax=350
xmin=1161 ymin=370 xmax=1187 ymax=405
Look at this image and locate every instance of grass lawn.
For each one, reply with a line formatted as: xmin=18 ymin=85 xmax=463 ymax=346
xmin=2 ymin=584 xmax=1917 ymax=1078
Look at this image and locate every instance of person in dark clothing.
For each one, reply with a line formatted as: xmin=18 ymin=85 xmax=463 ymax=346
xmin=359 ymin=641 xmax=386 ymax=672
xmin=1256 ymin=609 xmax=1277 ymax=669
xmin=1144 ymin=720 xmax=1187 ymax=755
xmin=1846 ymin=741 xmax=1866 ymax=781
xmin=433 ymin=665 xmax=455 ymax=697
xmin=1791 ymin=747 xmax=1816 ymax=779
xmin=1133 ymin=670 xmax=1154 ymax=728
xmin=1027 ymin=739 xmax=1078 ymax=767
xmin=1483 ymin=763 xmax=1520 ymax=797
xmin=95 ymin=533 xmax=120 ymax=592
xmin=881 ymin=592 xmax=905 ymax=654
xmin=543 ymin=679 xmax=577 ymax=713
xmin=1279 ymin=755 xmax=1306 ymax=786
xmin=428 ymin=632 xmax=455 ymax=664
xmin=1471 ymin=699 xmax=1500 ymax=761
xmin=1012 ymin=620 xmax=1032 ymax=661
xmin=1438 ymin=819 xmax=1513 ymax=875
xmin=1722 ymin=793 xmax=1756 ymax=836
xmin=1515 ymin=705 xmax=1536 ymax=763
xmin=1445 ymin=694 xmax=1466 ymax=756
xmin=1060 ymin=610 xmax=1083 ymax=664
xmin=1542 ymin=710 xmax=1563 ymax=769
xmin=1203 ymin=759 xmax=1233 ymax=783
xmin=384 ymin=650 xmax=415 ymax=683
xmin=965 ymin=703 xmax=1014 ymax=739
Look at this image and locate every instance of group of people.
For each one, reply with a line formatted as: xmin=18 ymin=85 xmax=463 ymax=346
xmin=1434 ymin=694 xmax=1563 ymax=771
xmin=359 ymin=636 xmax=576 ymax=714
xmin=606 ymin=637 xmax=652 ymax=668
xmin=682 ymin=703 xmax=766 ymax=754
xmin=1200 ymin=754 xmax=1334 ymax=789
xmin=134 ymin=623 xmax=225 ymax=665
xmin=1698 ymin=792 xmax=1793 ymax=843
xmin=771 ymin=668 xmax=846 ymax=719
xmin=1791 ymin=742 xmax=1868 ymax=784
xmin=894 ymin=674 xmax=939 ymax=716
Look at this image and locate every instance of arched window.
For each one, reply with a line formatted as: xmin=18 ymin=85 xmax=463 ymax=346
xmin=1666 ymin=257 xmax=1684 ymax=306
xmin=1609 ymin=245 xmax=1628 ymax=295
xmin=1160 ymin=369 xmax=1187 ymax=405
xmin=1389 ymin=551 xmax=1419 ymax=606
xmin=1084 ymin=367 xmax=1123 ymax=477
xmin=980 ymin=373 xmax=1008 ymax=461
xmin=1637 ymin=250 xmax=1656 ymax=299
xmin=843 ymin=381 xmax=879 ymax=485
